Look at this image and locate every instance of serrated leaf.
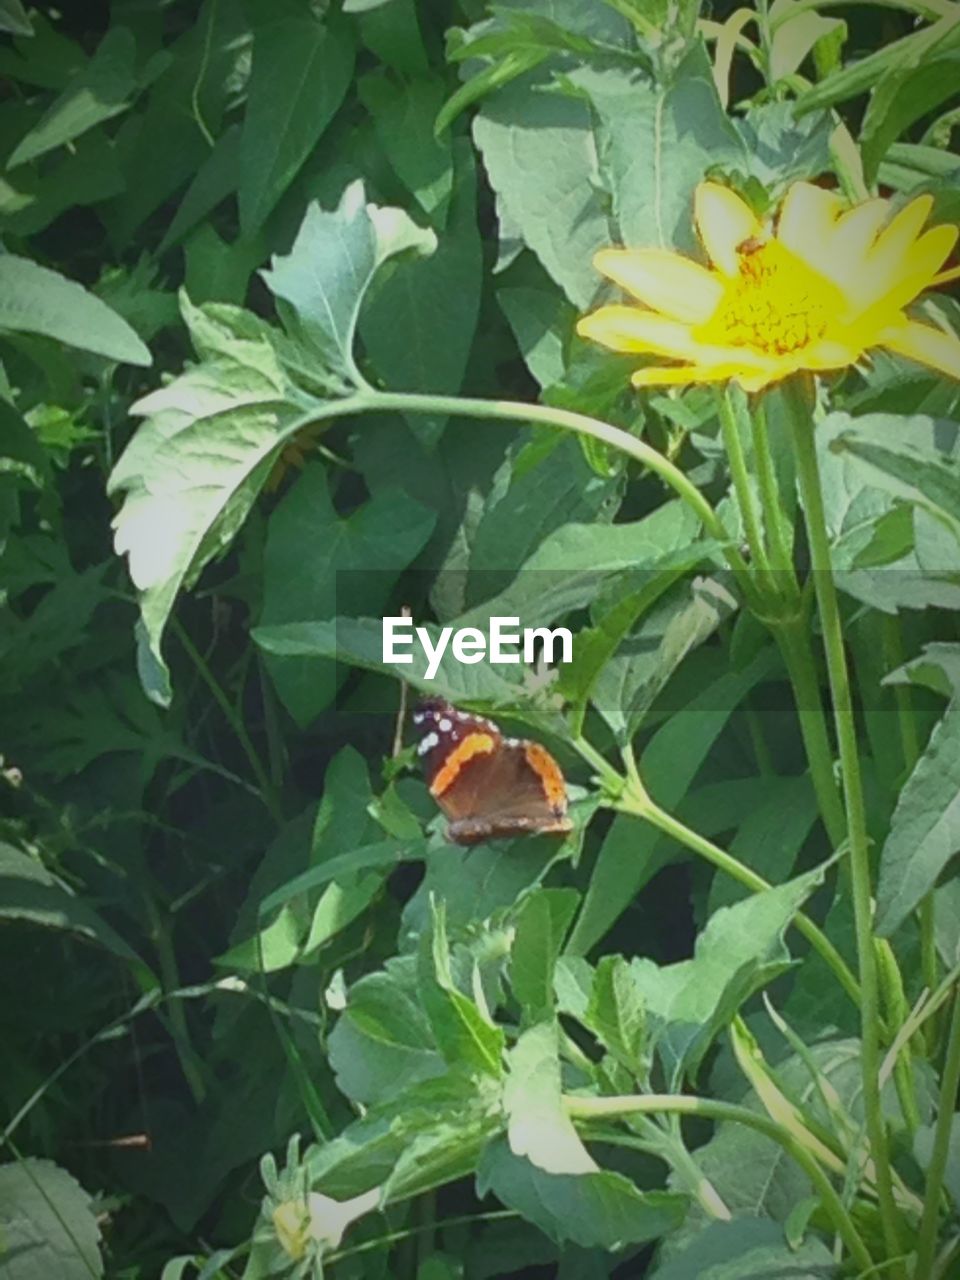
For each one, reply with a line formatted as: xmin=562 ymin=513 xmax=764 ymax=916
xmin=239 ymin=10 xmax=354 ymax=234
xmin=628 ymin=868 xmax=823 ymax=1079
xmin=0 ymin=255 xmax=151 ymax=365
xmin=0 ymin=1158 xmax=103 ymax=1280
xmin=477 ymin=1137 xmax=687 ymax=1249
xmin=261 ymin=179 xmax=436 ymax=389
xmin=876 ymin=698 xmax=960 ymax=936
xmin=108 ymin=295 xmax=303 ymax=704
xmin=585 ymin=955 xmax=647 ymax=1077
xmin=504 ymin=1021 xmax=597 ymax=1174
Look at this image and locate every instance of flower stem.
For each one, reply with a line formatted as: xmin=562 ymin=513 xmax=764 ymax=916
xmin=716 ymin=386 xmax=771 ymax=575
xmin=615 ymin=783 xmax=862 ymax=1011
xmin=750 ymin=395 xmax=798 ymax=589
xmin=774 ymin=617 xmax=847 ymax=847
xmin=782 ymin=377 xmax=905 ymax=1274
xmin=914 ymin=984 xmax=960 ymax=1280
xmin=564 ymin=1091 xmax=873 ymax=1271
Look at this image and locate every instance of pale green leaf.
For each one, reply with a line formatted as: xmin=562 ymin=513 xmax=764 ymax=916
xmin=876 ymin=698 xmax=960 ymax=935
xmin=585 ymin=955 xmax=647 ymax=1077
xmin=261 ymin=179 xmax=436 ymax=388
xmin=0 ymin=1158 xmax=103 ymax=1280
xmin=504 ymin=1022 xmax=597 ymax=1174
xmin=0 ymin=255 xmax=151 ymax=365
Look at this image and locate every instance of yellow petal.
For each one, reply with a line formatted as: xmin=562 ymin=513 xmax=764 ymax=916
xmin=631 ymin=362 xmax=752 ymax=387
xmin=695 ymin=183 xmax=760 ymax=275
xmin=578 ymin=306 xmax=772 ymax=369
xmin=933 ymin=263 xmax=960 ymax=287
xmin=777 ymin=182 xmax=844 ymax=271
xmin=593 ymin=248 xmax=724 ymax=323
xmin=870 ymin=224 xmax=959 ymax=317
xmin=881 ymin=319 xmax=960 ymax=380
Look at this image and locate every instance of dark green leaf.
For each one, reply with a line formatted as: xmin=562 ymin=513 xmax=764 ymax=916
xmin=8 ymin=26 xmax=139 ymax=168
xmin=861 ymin=52 xmax=960 ymax=183
xmin=650 ymin=1217 xmax=834 ymax=1280
xmin=510 ymin=888 xmax=580 ymax=1018
xmin=477 ymin=1137 xmax=687 ymax=1249
xmin=360 ymin=73 xmax=453 ymax=225
xmin=239 ymin=13 xmax=354 ymax=234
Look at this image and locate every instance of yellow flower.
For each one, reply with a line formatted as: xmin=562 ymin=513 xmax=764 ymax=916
xmin=577 ymin=181 xmax=960 ymax=391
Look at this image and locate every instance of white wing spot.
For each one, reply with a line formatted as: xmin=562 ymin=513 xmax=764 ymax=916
xmin=438 ymin=717 xmax=452 ymax=732
xmin=418 ymin=732 xmax=439 ymax=755
xmin=413 ymin=712 xmax=424 ymax=724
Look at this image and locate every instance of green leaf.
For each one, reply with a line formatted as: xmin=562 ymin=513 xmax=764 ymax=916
xmin=328 ymin=957 xmax=446 ymax=1105
xmin=510 ymin=888 xmax=580 ymax=1019
xmin=477 ymin=1137 xmax=687 ymax=1249
xmin=0 ymin=1158 xmax=103 ymax=1280
xmin=628 ymin=867 xmax=824 ymax=1079
xmin=239 ymin=11 xmax=354 ymax=234
xmin=504 ymin=1021 xmax=597 ymax=1174
xmin=861 ymin=52 xmax=960 ymax=183
xmin=589 ymin=576 xmax=737 ymax=742
xmin=0 ymin=842 xmax=148 ymax=974
xmin=832 ymin=415 xmax=960 ymax=541
xmin=568 ymin=648 xmax=778 ymax=954
xmin=360 ymin=142 xmax=481 ymax=445
xmin=769 ymin=0 xmax=846 ymax=81
xmin=360 ymin=73 xmax=453 ymax=225
xmin=498 ymin=284 xmax=575 ymax=389
xmin=571 ymin=46 xmax=745 ymax=252
xmin=183 ymin=224 xmax=266 ymax=307
xmin=253 ymin=615 xmax=526 ymax=706
xmin=0 ymin=255 xmax=151 ymax=365
xmin=876 ymin=698 xmax=960 ymax=936
xmin=584 ymin=955 xmax=648 ymax=1077
xmin=420 ymin=898 xmax=505 ymax=1078
xmin=159 ymin=125 xmax=241 ymax=252
xmin=472 ymin=73 xmax=612 ymax=306
xmin=650 ymin=1217 xmax=834 ymax=1280
xmin=261 ymin=179 xmax=436 ymax=390
xmin=8 ymin=26 xmax=139 ymax=168
xmin=108 ymin=295 xmax=303 ymax=704
xmin=259 ymin=466 xmax=434 ymax=726
xmin=0 ymin=0 xmax=32 ymax=36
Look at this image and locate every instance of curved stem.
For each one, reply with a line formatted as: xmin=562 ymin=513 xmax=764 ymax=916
xmin=914 ymin=984 xmax=960 ymax=1280
xmin=620 ymin=787 xmax=862 ymax=1012
xmin=564 ymin=1092 xmax=873 ymax=1271
xmin=361 ymin=390 xmax=751 ymax=582
xmin=783 ymin=378 xmax=904 ymax=1274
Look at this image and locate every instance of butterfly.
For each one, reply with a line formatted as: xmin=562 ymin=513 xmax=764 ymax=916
xmin=412 ymin=697 xmax=572 ymax=845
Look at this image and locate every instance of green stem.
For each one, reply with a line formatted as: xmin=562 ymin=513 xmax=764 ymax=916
xmin=750 ymin=396 xmax=797 ymax=589
xmin=914 ymin=985 xmax=960 ymax=1280
xmin=775 ymin=618 xmax=848 ymax=848
xmin=564 ymin=1092 xmax=873 ymax=1271
xmin=783 ymin=378 xmax=904 ymax=1274
xmin=362 ymin=390 xmax=751 ymax=582
xmin=716 ymin=387 xmax=771 ymax=575
xmin=171 ymin=617 xmax=283 ymax=825
xmin=617 ymin=786 xmax=863 ymax=1012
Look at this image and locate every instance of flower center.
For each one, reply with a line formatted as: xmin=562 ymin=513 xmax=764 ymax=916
xmin=703 ymin=239 xmax=837 ymax=356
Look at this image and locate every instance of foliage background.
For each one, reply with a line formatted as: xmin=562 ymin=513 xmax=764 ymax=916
xmin=2 ymin=0 xmax=959 ymax=1277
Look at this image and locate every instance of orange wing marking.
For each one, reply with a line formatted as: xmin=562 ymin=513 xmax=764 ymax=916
xmin=430 ymin=732 xmax=496 ymax=796
xmin=524 ymin=743 xmax=567 ymax=810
